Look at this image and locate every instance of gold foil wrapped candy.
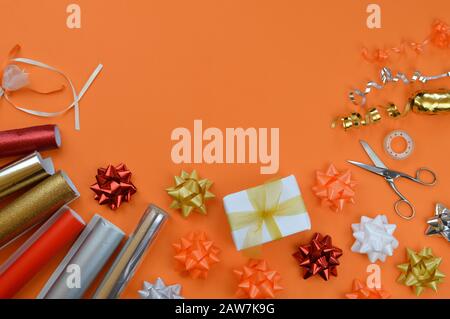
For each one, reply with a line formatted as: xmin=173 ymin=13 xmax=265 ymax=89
xmin=397 ymin=247 xmax=445 ymax=296
xmin=166 ymin=170 xmax=215 ymax=218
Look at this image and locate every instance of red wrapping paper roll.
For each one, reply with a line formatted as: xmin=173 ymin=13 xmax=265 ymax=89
xmin=0 ymin=207 xmax=85 ymax=298
xmin=0 ymin=125 xmax=61 ymax=158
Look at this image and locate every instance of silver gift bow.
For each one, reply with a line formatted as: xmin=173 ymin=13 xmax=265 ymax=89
xmin=426 ymin=203 xmax=450 ymax=242
xmin=349 ymin=67 xmax=450 ymax=106
xmin=138 ymin=278 xmax=184 ymax=299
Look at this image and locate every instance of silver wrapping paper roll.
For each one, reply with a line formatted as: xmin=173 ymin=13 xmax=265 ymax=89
xmin=37 ymin=214 xmax=125 ymax=299
xmin=0 ymin=152 xmax=54 ymax=200
xmin=93 ymin=204 xmax=168 ymax=299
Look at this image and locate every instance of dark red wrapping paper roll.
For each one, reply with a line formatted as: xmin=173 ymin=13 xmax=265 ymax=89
xmin=0 ymin=125 xmax=61 ymax=158
xmin=0 ymin=207 xmax=85 ymax=298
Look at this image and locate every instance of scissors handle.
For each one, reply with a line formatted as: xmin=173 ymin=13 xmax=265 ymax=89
xmin=400 ymin=167 xmax=437 ymax=186
xmin=394 ymin=198 xmax=416 ymax=220
xmin=388 ymin=180 xmax=416 ymax=220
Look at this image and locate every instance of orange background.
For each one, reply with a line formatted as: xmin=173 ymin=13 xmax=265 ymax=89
xmin=0 ymin=0 xmax=449 ymax=299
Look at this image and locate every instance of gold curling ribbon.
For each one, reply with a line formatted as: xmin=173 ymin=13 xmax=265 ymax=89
xmin=410 ymin=90 xmax=450 ymax=114
xmin=332 ymin=107 xmax=381 ymax=130
xmin=227 ymin=179 xmax=306 ymax=250
xmin=333 ymin=90 xmax=450 ymax=130
xmin=385 ymin=102 xmax=402 ymax=118
xmin=397 ymin=247 xmax=445 ymax=296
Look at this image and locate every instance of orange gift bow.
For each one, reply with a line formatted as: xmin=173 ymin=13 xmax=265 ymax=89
xmin=345 ymin=279 xmax=390 ymax=299
xmin=172 ymin=231 xmax=220 ymax=280
xmin=312 ymin=164 xmax=356 ymax=212
xmin=234 ymin=259 xmax=283 ymax=299
xmin=0 ymin=45 xmax=103 ymax=130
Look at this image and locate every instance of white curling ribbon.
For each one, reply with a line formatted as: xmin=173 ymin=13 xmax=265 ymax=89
xmin=0 ymin=57 xmax=103 ymax=131
xmin=351 ymin=215 xmax=399 ymax=263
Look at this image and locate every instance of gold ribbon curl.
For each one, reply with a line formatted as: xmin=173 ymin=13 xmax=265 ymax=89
xmin=333 ymin=90 xmax=450 ymax=130
xmin=332 ymin=107 xmax=382 ymax=130
xmin=227 ymin=179 xmax=306 ymax=250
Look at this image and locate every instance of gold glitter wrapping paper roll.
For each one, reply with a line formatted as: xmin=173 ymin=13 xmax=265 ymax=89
xmin=0 ymin=171 xmax=79 ymax=247
xmin=410 ymin=90 xmax=450 ymax=114
xmin=94 ymin=204 xmax=168 ymax=299
xmin=0 ymin=152 xmax=54 ymax=200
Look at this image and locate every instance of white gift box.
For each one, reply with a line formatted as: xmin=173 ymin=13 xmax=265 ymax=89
xmin=223 ymin=175 xmax=311 ymax=251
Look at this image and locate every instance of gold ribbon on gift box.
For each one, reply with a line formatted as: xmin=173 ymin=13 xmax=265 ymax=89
xmin=227 ymin=179 xmax=306 ymax=250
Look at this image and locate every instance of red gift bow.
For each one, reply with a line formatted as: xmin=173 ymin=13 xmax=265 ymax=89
xmin=90 ymin=163 xmax=137 ymax=210
xmin=292 ymin=233 xmax=343 ymax=281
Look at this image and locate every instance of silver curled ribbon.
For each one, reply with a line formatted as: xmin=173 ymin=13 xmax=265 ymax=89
xmin=0 ymin=56 xmax=103 ymax=131
xmin=349 ymin=67 xmax=450 ymax=106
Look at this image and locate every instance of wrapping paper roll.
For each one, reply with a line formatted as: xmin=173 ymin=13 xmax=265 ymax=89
xmin=0 ymin=125 xmax=61 ymax=158
xmin=0 ymin=152 xmax=54 ymax=200
xmin=0 ymin=171 xmax=79 ymax=247
xmin=94 ymin=204 xmax=168 ymax=299
xmin=0 ymin=206 xmax=85 ymax=298
xmin=37 ymin=215 xmax=125 ymax=299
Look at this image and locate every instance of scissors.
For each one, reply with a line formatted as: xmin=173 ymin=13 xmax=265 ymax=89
xmin=348 ymin=140 xmax=437 ymax=220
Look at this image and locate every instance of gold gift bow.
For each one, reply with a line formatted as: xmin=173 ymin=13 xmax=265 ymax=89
xmin=397 ymin=247 xmax=445 ymax=296
xmin=227 ymin=179 xmax=306 ymax=249
xmin=166 ymin=170 xmax=215 ymax=218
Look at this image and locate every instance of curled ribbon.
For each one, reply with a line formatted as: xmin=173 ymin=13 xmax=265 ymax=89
xmin=362 ymin=20 xmax=450 ymax=63
xmin=334 ymin=90 xmax=450 ymax=130
xmin=0 ymin=45 xmax=103 ymax=130
xmin=397 ymin=247 xmax=445 ymax=296
xmin=227 ymin=179 xmax=306 ymax=250
xmin=349 ymin=67 xmax=450 ymax=106
xmin=331 ymin=107 xmax=381 ymax=130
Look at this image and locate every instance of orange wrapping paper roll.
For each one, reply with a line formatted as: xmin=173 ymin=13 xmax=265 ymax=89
xmin=0 ymin=207 xmax=85 ymax=298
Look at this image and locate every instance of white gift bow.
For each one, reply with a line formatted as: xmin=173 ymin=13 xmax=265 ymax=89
xmin=0 ymin=56 xmax=103 ymax=131
xmin=351 ymin=215 xmax=399 ymax=263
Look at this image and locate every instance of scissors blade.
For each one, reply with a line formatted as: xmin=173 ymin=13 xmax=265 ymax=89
xmin=359 ymin=140 xmax=388 ymax=169
xmin=347 ymin=160 xmax=387 ymax=177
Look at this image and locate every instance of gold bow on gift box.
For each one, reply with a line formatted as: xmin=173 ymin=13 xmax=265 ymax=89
xmin=397 ymin=247 xmax=445 ymax=296
xmin=227 ymin=179 xmax=307 ymax=250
